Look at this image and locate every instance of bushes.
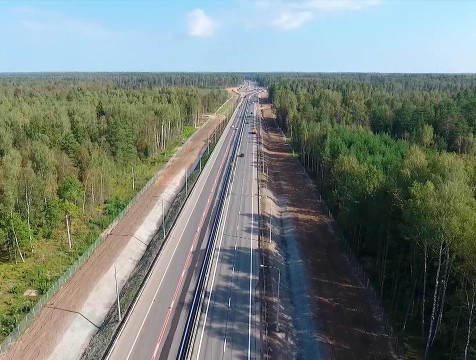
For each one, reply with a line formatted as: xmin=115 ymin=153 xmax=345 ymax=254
xmin=29 ymin=265 xmax=52 ymax=294
xmin=183 ymin=126 xmax=196 ymax=139
xmin=105 ymin=197 xmax=127 ymax=218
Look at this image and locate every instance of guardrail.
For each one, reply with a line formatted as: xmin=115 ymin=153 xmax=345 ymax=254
xmin=177 ymin=98 xmax=248 ymax=360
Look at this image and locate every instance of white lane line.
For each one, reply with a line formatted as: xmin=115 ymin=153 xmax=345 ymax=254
xmin=124 ymin=182 xmax=208 ymax=359
xmin=122 ymin=114 xmax=237 ymax=360
xmin=195 ymin=166 xmax=234 ymax=359
xmin=195 ymin=101 xmax=247 ymax=359
xmin=248 ymin=100 xmax=256 ymax=360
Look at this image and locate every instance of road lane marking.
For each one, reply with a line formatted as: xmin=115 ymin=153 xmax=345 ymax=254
xmin=248 ymin=98 xmax=257 ymax=360
xmin=195 ymin=162 xmax=234 ymax=359
xmin=150 ymin=111 xmax=240 ymax=360
xmin=119 ymin=100 xmax=241 ymax=360
xmin=194 ymin=101 xmax=248 ymax=359
xmin=248 ymin=104 xmax=253 ymax=360
xmin=124 ymin=144 xmax=222 ymax=360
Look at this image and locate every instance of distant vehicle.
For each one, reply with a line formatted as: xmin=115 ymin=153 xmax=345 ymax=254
xmin=252 ymin=128 xmax=258 ymax=134
xmin=250 ymin=111 xmax=253 ymax=114
xmin=238 ymin=153 xmax=244 ymax=157
xmin=245 ymin=121 xmax=249 ymax=124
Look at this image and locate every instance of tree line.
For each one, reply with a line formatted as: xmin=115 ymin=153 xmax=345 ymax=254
xmin=264 ymin=74 xmax=476 ymax=154
xmin=264 ymin=74 xmax=476 ymax=359
xmin=0 ymin=81 xmax=228 ymax=264
xmin=0 ymin=72 xmax=245 ymax=89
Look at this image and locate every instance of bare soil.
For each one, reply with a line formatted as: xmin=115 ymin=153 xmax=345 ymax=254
xmin=259 ymin=95 xmax=397 ymax=360
xmin=226 ymin=87 xmax=240 ymax=97
xmin=1 ymin=114 xmax=226 ymax=360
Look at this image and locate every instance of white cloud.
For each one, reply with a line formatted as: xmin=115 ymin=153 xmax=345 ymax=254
xmin=271 ymin=11 xmax=313 ymax=30
xmin=259 ymin=0 xmax=381 ymax=30
xmin=186 ymin=9 xmax=216 ymax=37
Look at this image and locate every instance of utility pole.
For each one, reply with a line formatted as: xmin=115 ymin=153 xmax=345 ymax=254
xmin=269 ymin=206 xmax=272 ymax=244
xmin=66 ymin=214 xmax=72 ymax=249
xmin=162 ymin=197 xmax=166 ymax=239
xmin=276 ymin=268 xmax=281 ymax=331
xmin=132 ymin=167 xmax=135 ymax=191
xmin=260 ymin=264 xmax=281 ymax=332
xmin=266 ymin=165 xmax=269 ymax=196
xmin=185 ymin=168 xmax=188 ymax=195
xmin=114 ymin=266 xmax=122 ymax=321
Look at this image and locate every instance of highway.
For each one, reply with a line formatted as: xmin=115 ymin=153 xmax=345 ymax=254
xmin=105 ymin=85 xmax=260 ymax=360
xmin=189 ymin=93 xmax=259 ymax=360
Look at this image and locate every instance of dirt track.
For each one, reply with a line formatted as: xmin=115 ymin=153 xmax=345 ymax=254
xmin=259 ymin=96 xmax=397 ymax=360
xmin=1 ymin=114 xmax=226 ymax=360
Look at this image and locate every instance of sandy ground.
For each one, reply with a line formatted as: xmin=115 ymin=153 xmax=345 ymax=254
xmin=0 ymin=114 xmax=227 ymax=360
xmin=259 ymin=95 xmax=397 ymax=360
xmin=226 ymin=87 xmax=240 ymax=97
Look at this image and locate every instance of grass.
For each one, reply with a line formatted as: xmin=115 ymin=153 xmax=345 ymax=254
xmin=216 ymin=96 xmax=239 ymax=117
xmin=183 ymin=125 xmax=196 ymax=139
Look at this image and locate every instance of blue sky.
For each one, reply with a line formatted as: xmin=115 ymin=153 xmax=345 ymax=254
xmin=0 ymin=0 xmax=476 ymax=73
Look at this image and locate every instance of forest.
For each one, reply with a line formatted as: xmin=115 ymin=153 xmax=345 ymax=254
xmin=261 ymin=73 xmax=476 ymax=359
xmin=0 ymin=75 xmax=233 ymax=341
xmin=0 ymin=72 xmax=245 ymax=89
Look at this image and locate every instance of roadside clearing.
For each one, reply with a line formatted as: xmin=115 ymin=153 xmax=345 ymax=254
xmin=259 ymin=93 xmax=397 ymax=360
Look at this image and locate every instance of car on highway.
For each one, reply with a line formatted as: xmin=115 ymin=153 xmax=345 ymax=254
xmin=238 ymin=153 xmax=244 ymax=157
xmin=252 ymin=128 xmax=257 ymax=134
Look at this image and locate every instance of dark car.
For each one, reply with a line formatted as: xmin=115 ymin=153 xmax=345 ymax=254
xmin=238 ymin=153 xmax=245 ymax=157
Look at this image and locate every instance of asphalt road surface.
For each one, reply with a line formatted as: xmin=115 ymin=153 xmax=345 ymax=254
xmin=190 ymin=93 xmax=260 ymax=360
xmin=106 ymin=87 xmax=259 ymax=360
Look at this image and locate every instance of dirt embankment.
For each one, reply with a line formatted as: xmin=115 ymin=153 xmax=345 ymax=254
xmin=259 ymin=94 xmax=397 ymax=360
xmin=226 ymin=87 xmax=240 ymax=97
